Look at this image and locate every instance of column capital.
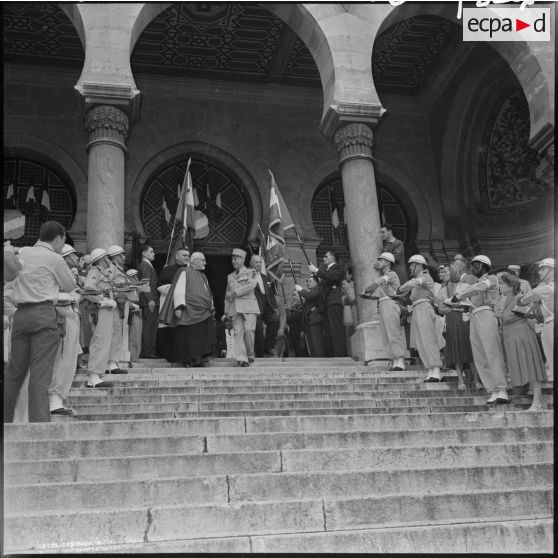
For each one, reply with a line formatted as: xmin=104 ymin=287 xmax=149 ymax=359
xmin=334 ymin=122 xmax=374 ymax=165
xmin=320 ymin=102 xmax=385 ymax=140
xmin=85 ymin=105 xmax=129 ymax=153
xmin=75 ymin=82 xmax=141 ymax=123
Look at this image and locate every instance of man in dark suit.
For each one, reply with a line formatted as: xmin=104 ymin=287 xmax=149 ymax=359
xmin=380 ymin=224 xmax=407 ymax=284
xmin=250 ymin=254 xmax=280 ymax=357
xmin=137 ymin=244 xmax=159 ymax=358
xmin=296 ymin=275 xmax=327 ymax=357
xmin=308 ymin=250 xmax=347 ymax=357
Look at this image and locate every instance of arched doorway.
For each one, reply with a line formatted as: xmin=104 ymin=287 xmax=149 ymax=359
xmin=311 ymin=176 xmax=410 ymax=264
xmin=4 ymin=157 xmax=77 ymax=246
xmin=140 ymin=156 xmax=253 ymax=317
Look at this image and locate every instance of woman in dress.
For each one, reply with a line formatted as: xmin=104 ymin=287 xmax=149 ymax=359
xmin=436 ymin=264 xmax=475 ymax=390
xmin=498 ymin=272 xmax=547 ymax=411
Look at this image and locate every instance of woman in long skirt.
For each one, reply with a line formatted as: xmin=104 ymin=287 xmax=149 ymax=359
xmin=499 ymin=272 xmax=547 ymax=411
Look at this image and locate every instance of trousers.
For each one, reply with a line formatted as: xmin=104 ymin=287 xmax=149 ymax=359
xmin=378 ymin=299 xmax=407 ymax=360
xmin=49 ymin=310 xmax=81 ymax=404
xmin=232 ymin=313 xmax=257 ymax=363
xmin=4 ymin=303 xmax=61 ymax=423
xmin=410 ymin=302 xmax=442 ymax=369
xmin=88 ymin=306 xmax=115 ymax=375
xmin=129 ymin=311 xmax=142 ymax=362
xmin=541 ymin=319 xmax=553 ymax=375
xmin=470 ymin=309 xmax=507 ymax=392
xmin=141 ymin=304 xmax=159 ymax=357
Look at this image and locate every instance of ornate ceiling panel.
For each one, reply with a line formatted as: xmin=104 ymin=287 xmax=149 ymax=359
xmin=3 ymin=2 xmax=84 ymax=66
xmin=131 ymin=3 xmax=321 ymax=87
xmin=373 ymin=15 xmax=458 ymax=94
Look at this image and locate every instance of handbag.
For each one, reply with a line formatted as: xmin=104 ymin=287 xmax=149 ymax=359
xmin=343 ymin=304 xmax=354 ymax=326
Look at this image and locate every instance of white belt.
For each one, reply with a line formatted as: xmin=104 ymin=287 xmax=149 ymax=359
xmin=411 ymin=298 xmax=430 ymax=308
xmin=471 ymin=305 xmax=491 ymax=315
xmin=544 ymin=316 xmax=554 ymax=324
xmin=378 ymin=296 xmax=391 ymax=302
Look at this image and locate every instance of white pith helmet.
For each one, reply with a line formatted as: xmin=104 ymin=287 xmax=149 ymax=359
xmin=61 ymin=244 xmax=76 ymax=258
xmin=107 ymin=245 xmax=125 ymax=258
xmin=408 ymin=254 xmax=427 ymax=266
xmin=90 ymin=248 xmax=108 ymax=264
xmin=471 ymin=255 xmax=491 ymax=269
xmin=539 ymin=258 xmax=554 ymax=269
xmin=378 ymin=252 xmax=395 ymax=264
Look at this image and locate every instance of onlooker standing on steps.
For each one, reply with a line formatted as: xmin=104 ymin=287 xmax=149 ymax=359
xmin=498 ymin=272 xmax=547 ymax=411
xmin=4 ymin=221 xmax=76 ymax=423
xmin=380 ymin=224 xmax=407 ymax=284
xmin=138 ymin=244 xmax=159 ymax=358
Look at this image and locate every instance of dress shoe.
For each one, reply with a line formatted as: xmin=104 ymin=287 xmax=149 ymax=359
xmin=389 ymin=366 xmax=405 ymax=372
xmin=424 ymin=377 xmax=441 ymax=383
xmin=486 ymin=392 xmax=499 ymax=404
xmin=495 ymin=389 xmax=509 ymax=404
xmin=475 ymin=382 xmax=484 ymax=390
xmin=105 ymin=368 xmax=128 ymax=375
xmin=526 ymin=403 xmax=544 ymax=412
xmin=50 ymin=407 xmax=74 ymax=416
xmin=248 ymin=357 xmax=255 ymax=363
xmin=86 ymin=381 xmax=113 ymax=388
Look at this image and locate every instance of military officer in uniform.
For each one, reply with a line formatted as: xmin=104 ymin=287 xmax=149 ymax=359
xmin=452 ymin=255 xmax=509 ymax=404
xmin=224 ymin=248 xmax=259 ymax=367
xmin=363 ymin=252 xmax=407 ymax=371
xmin=83 ymin=248 xmax=120 ymax=388
xmin=399 ymin=255 xmax=444 ymax=382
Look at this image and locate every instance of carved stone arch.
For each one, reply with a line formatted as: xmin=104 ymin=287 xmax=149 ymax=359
xmin=374 ymin=2 xmax=553 ymax=144
xmin=129 ymin=142 xmax=263 ymax=247
xmin=58 ymin=3 xmax=87 ymax=50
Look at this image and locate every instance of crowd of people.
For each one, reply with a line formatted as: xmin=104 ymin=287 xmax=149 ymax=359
xmin=3 ymin=220 xmax=554 ymax=422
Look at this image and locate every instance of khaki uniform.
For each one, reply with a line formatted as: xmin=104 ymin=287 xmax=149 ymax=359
xmin=458 ymin=273 xmax=507 ymax=392
xmin=225 ymin=266 xmax=259 ymax=363
xmin=84 ymin=265 xmax=119 ymax=383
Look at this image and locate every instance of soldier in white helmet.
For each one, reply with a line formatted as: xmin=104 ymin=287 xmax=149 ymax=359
xmin=48 ymin=244 xmax=82 ymax=415
xmin=517 ymin=258 xmax=554 ymax=381
xmin=452 ymin=255 xmax=509 ymax=404
xmin=363 ymin=252 xmax=407 ymax=371
xmin=107 ymin=245 xmax=133 ymax=365
xmin=399 ymin=255 xmax=444 ymax=381
xmin=82 ymin=248 xmax=117 ymax=388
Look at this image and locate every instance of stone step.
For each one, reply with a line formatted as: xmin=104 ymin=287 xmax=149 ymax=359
xmin=17 ymin=518 xmax=550 ymax=553
xmin=5 ymin=410 xmax=552 ymax=441
xmin=5 ymin=462 xmax=552 ymax=513
xmin=4 ymin=488 xmax=552 ymax=551
xmin=67 ymin=394 xmax=498 ymax=412
xmin=72 ymin=403 xmax=535 ymax=421
xmin=5 ymin=426 xmax=553 ymax=461
xmin=5 ymin=441 xmax=552 ymax=485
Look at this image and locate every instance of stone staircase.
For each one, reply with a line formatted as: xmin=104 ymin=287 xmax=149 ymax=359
xmin=3 ymin=358 xmax=554 ymax=553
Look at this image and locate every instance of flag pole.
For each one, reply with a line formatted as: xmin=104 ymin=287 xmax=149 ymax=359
xmin=287 ymin=259 xmax=311 ymax=356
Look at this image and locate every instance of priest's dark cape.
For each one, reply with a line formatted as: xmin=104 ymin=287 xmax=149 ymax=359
xmin=159 ymin=265 xmax=217 ymax=363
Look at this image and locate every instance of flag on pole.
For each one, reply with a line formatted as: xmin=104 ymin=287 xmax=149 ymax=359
xmin=329 ymin=185 xmax=343 ymax=236
xmin=21 ymin=185 xmax=36 ymax=216
xmin=266 ymin=170 xmax=291 ymax=282
xmin=40 ymin=189 xmax=51 ymax=221
xmin=269 ymin=170 xmax=295 ymax=234
xmin=168 ymin=158 xmax=195 ymax=262
xmin=5 ymin=184 xmax=17 ymax=210
xmin=162 ymin=196 xmax=171 ymax=224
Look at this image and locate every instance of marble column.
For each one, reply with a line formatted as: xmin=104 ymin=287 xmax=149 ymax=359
xmin=84 ymin=105 xmax=129 ymax=250
xmin=334 ymin=122 xmax=382 ymax=325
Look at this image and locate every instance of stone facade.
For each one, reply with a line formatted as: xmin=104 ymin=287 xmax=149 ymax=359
xmin=3 ymin=2 xmax=555 ymax=324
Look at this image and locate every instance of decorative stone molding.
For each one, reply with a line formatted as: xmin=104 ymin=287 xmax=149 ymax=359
xmin=75 ymin=82 xmax=141 ymax=122
xmin=333 ymin=123 xmax=374 ymax=164
xmin=85 ymin=105 xmax=129 ymax=153
xmin=320 ymin=102 xmax=384 ymax=140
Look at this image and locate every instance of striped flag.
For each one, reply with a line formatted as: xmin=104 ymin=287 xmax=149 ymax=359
xmin=162 ymin=196 xmax=171 ymax=224
xmin=40 ymin=190 xmax=51 ymax=221
xmin=169 ymin=158 xmax=196 ymax=260
xmin=266 ymin=170 xmax=294 ymax=282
